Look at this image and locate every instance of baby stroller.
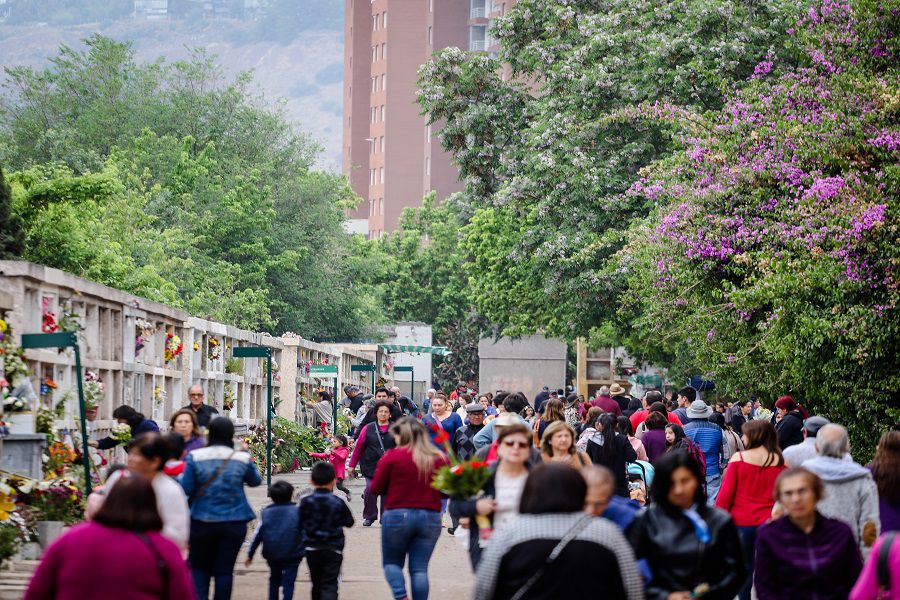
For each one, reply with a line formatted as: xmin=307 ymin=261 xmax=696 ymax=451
xmin=626 ymin=460 xmax=655 ymax=506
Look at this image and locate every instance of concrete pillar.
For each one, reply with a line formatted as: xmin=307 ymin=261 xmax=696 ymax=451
xmin=278 ymin=337 xmax=300 ymax=421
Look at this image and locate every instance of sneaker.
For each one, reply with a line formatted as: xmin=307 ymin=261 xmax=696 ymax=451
xmin=363 ymin=519 xmax=374 ymax=527
xmin=447 ymin=527 xmax=456 ymax=536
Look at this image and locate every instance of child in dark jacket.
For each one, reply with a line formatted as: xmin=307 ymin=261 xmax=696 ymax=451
xmin=246 ymin=481 xmax=303 ymax=600
xmin=300 ymin=462 xmax=355 ymax=600
xmin=310 ymin=435 xmax=352 ymax=501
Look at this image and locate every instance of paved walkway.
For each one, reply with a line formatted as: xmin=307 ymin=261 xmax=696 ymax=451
xmin=1 ymin=471 xmax=475 ymax=600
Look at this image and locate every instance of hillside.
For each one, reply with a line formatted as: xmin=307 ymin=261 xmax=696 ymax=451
xmin=0 ymin=18 xmax=344 ymax=170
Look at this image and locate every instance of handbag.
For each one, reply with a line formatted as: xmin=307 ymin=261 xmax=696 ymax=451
xmin=877 ymin=531 xmax=898 ymax=600
xmin=188 ymin=450 xmax=235 ymax=506
xmin=509 ymin=513 xmax=592 ymax=600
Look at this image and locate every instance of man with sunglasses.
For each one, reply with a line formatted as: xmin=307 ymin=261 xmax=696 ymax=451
xmin=182 ymin=384 xmax=218 ymax=428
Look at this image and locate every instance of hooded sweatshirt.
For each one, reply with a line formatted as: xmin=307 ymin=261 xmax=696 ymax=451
xmin=803 ymin=456 xmax=880 ymax=555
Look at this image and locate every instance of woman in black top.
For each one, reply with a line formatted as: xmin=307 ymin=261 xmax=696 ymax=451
xmin=731 ymin=400 xmax=753 ymax=435
xmin=586 ymin=413 xmax=637 ymax=497
xmin=629 ymin=451 xmax=746 ymax=600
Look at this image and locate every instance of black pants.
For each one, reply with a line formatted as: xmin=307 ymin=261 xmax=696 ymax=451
xmin=189 ymin=519 xmax=248 ymax=600
xmin=306 ymin=549 xmax=343 ymax=600
xmin=335 ymin=478 xmax=351 ymax=496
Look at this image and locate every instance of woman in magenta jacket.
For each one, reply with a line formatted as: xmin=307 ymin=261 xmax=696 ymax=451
xmin=24 ymin=475 xmax=194 ymax=600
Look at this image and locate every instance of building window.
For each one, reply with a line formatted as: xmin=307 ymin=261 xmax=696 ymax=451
xmin=383 ymin=11 xmax=387 ymax=28
xmin=379 ymin=167 xmax=384 ymax=183
xmin=380 ymin=136 xmax=385 ymax=152
xmin=381 ymin=105 xmax=385 ymax=122
xmin=428 ymin=26 xmax=433 ymax=45
xmin=382 ymin=43 xmax=386 ymax=60
xmin=371 ymin=77 xmax=376 ymax=93
xmin=380 ymin=198 xmax=384 ymax=214
xmin=372 ymin=15 xmax=377 ymax=30
xmin=372 ymin=46 xmax=377 ymax=62
xmin=349 ymin=85 xmax=352 ymax=98
xmin=429 ymin=0 xmax=433 ymax=12
xmin=370 ymin=169 xmax=375 ymax=185
xmin=371 ymin=106 xmax=376 ymax=122
xmin=381 ymin=74 xmax=386 ymax=91
xmin=425 ymin=156 xmax=430 ymax=176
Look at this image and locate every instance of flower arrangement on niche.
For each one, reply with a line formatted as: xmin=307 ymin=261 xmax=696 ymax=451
xmin=153 ymin=386 xmax=167 ymax=407
xmin=134 ymin=318 xmax=157 ymax=357
xmin=164 ymin=334 xmax=183 ymax=365
xmin=208 ymin=337 xmax=222 ymax=362
xmin=223 ymin=382 xmax=235 ymax=412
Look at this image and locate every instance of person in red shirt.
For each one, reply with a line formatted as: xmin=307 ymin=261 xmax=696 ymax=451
xmin=590 ymin=386 xmax=622 ymax=417
xmin=371 ymin=417 xmax=449 ymax=600
xmin=715 ymin=420 xmax=788 ymax=600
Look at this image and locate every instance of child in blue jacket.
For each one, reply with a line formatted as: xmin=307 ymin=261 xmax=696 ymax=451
xmin=246 ymin=480 xmax=303 ymax=600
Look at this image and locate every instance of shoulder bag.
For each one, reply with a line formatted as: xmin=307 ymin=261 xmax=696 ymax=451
xmin=189 ymin=450 xmax=236 ymax=506
xmin=510 ymin=513 xmax=592 ymax=600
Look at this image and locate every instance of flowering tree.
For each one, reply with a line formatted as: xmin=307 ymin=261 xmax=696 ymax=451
xmin=419 ymin=0 xmax=799 ymax=339
xmin=616 ymin=0 xmax=899 ymax=453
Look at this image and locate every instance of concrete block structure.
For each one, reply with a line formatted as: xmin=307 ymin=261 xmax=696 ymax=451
xmin=478 ymin=335 xmax=567 ymax=402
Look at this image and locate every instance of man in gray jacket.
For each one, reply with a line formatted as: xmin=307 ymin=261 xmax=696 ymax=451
xmin=802 ymin=424 xmax=880 ymax=557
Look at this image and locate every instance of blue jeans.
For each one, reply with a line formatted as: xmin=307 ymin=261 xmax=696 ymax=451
xmin=736 ymin=525 xmax=758 ymax=600
xmin=189 ymin=519 xmax=248 ymax=600
xmin=705 ymin=473 xmax=721 ymax=505
xmin=381 ymin=508 xmax=442 ymax=600
xmin=267 ymin=561 xmax=300 ymax=600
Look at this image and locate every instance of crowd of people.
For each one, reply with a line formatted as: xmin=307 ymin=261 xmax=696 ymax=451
xmin=22 ymin=381 xmax=900 ymax=600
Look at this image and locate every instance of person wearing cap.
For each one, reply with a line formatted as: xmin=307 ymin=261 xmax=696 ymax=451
xmin=774 ymin=395 xmax=805 ymax=449
xmin=683 ymin=399 xmax=729 ymax=504
xmin=782 ymin=415 xmax=831 ymax=467
xmin=454 ymin=403 xmax=488 ymax=462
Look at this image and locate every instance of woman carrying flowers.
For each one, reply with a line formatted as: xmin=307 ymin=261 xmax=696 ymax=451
xmin=449 ymin=421 xmax=534 ymax=569
xmin=89 ymin=405 xmax=159 ymax=450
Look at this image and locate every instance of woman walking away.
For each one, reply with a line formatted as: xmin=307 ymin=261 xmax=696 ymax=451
xmin=170 ymin=408 xmax=206 ymax=457
xmin=182 ymin=416 xmax=262 ymax=600
xmin=617 ymin=416 xmax=648 ymax=462
xmin=869 ymin=429 xmax=900 ymax=533
xmin=474 ymin=463 xmax=643 ymax=600
xmin=311 ymin=435 xmax=352 ymax=502
xmin=755 ymin=468 xmax=862 ymax=600
xmin=629 ymin=450 xmax=746 ymax=600
xmin=532 ymin=398 xmax=566 ymax=446
xmin=371 ymin=417 xmax=449 ymax=600
xmin=586 ymin=414 xmax=637 ymax=497
xmin=641 ymin=411 xmax=669 ymax=463
xmin=451 ymin=421 xmax=533 ymax=569
xmin=89 ymin=405 xmax=160 ymax=450
xmin=349 ymin=399 xmax=396 ymax=526
xmin=24 ymin=475 xmax=194 ymax=600
xmin=715 ymin=420 xmax=787 ymax=600
xmin=540 ymin=421 xmax=591 ymax=468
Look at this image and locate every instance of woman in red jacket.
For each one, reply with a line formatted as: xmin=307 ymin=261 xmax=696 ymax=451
xmin=715 ymin=420 xmax=787 ymax=600
xmin=372 ymin=417 xmax=449 ymax=600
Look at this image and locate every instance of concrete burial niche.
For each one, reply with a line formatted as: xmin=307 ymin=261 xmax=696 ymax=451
xmin=0 ymin=434 xmax=47 ymax=480
xmin=478 ymin=335 xmax=568 ymax=401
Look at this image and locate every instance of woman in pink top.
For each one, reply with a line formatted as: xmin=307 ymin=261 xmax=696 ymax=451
xmin=715 ymin=420 xmax=787 ymax=600
xmin=24 ymin=475 xmax=194 ymax=600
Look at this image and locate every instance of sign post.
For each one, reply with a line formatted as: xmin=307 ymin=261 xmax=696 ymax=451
xmin=21 ymin=332 xmax=92 ymax=496
xmin=310 ymin=364 xmax=339 ymax=434
xmin=394 ymin=366 xmax=414 ymax=405
xmin=233 ymin=346 xmax=273 ymax=488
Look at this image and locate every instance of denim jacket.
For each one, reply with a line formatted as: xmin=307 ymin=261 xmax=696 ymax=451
xmin=181 ymin=445 xmax=262 ymax=522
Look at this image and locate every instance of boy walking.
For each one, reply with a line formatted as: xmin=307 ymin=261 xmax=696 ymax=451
xmin=246 ymin=480 xmax=303 ymax=600
xmin=300 ymin=462 xmax=355 ymax=600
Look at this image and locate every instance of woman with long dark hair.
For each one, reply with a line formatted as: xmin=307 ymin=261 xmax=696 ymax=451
xmin=181 ymin=417 xmax=262 ymax=600
xmin=586 ymin=413 xmax=637 ymax=497
xmin=869 ymin=429 xmax=900 ymax=533
xmin=629 ymin=451 xmax=746 ymax=600
xmin=89 ymin=405 xmax=160 ymax=450
xmin=532 ymin=398 xmax=566 ymax=446
xmin=715 ymin=420 xmax=787 ymax=600
xmin=474 ymin=464 xmax=643 ymax=600
xmin=24 ymin=475 xmax=194 ymax=599
xmin=371 ymin=417 xmax=449 ymax=600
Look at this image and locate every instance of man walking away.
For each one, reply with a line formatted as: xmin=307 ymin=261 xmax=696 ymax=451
xmin=782 ymin=415 xmax=831 ymax=467
xmin=683 ymin=400 xmax=728 ymax=504
xmin=300 ymin=462 xmax=355 ymax=600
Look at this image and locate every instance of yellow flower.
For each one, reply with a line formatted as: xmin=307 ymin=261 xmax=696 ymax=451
xmin=0 ymin=319 xmax=7 ymax=333
xmin=0 ymin=492 xmax=15 ymax=521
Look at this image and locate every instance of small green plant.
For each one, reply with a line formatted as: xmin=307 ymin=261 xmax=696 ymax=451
xmin=224 ymin=358 xmax=242 ymax=375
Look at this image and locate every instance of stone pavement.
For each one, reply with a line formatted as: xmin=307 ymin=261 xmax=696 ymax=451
xmin=0 ymin=471 xmax=475 ymax=600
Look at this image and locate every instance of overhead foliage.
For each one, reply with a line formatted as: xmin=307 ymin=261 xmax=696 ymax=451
xmin=1 ymin=35 xmax=366 ymax=338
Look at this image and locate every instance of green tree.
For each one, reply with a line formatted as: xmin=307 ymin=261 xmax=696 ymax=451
xmin=0 ymin=168 xmax=25 ymax=259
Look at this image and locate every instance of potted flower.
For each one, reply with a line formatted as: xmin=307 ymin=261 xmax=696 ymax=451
xmin=83 ymin=371 xmax=103 ymax=421
xmin=208 ymin=337 xmax=222 ymax=362
xmin=25 ymin=479 xmax=84 ymax=549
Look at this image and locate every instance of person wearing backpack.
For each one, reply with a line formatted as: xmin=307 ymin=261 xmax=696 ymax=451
xmin=850 ymin=531 xmax=900 ymax=600
xmin=682 ymin=400 xmax=728 ymax=504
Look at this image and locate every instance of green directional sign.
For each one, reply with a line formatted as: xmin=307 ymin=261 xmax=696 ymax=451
xmin=310 ymin=364 xmax=338 ymax=378
xmin=351 ymin=364 xmax=376 ymax=372
xmin=233 ymin=346 xmax=271 ymax=358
